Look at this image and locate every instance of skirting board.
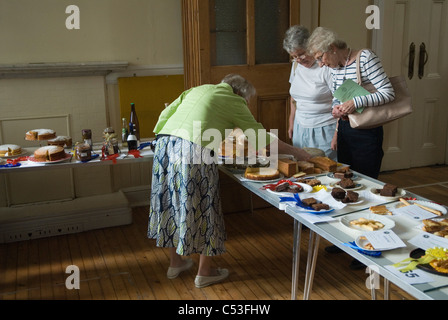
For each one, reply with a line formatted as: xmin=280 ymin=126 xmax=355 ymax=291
xmin=0 ymin=191 xmax=132 ymax=243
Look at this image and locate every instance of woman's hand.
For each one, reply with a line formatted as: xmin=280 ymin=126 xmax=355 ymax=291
xmin=288 ymin=127 xmax=294 ymax=140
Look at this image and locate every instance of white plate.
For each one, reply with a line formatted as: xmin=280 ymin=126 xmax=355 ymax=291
xmin=340 ymin=212 xmax=395 ymax=233
xmin=239 ymin=174 xmax=284 ymax=183
xmin=370 ymin=187 xmax=406 ymax=201
xmin=0 ymin=150 xmax=28 ymax=158
xmin=403 ymin=200 xmax=447 ymax=215
xmin=330 ymin=182 xmax=364 ymax=191
xmin=265 ymin=182 xmax=313 ymax=195
xmin=28 ymin=153 xmax=72 ymax=164
xmin=354 ymin=236 xmax=392 ymax=252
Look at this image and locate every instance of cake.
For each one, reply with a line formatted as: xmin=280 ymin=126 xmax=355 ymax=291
xmin=380 ymin=183 xmax=398 ymax=197
xmin=297 ymin=161 xmax=315 ymax=174
xmin=0 ymin=144 xmax=22 ymax=156
xmin=277 ymin=159 xmax=298 ymax=176
xmin=302 ymin=197 xmax=318 ymax=207
xmin=244 ymin=167 xmax=280 ymax=181
xmin=219 ymin=129 xmax=250 ymax=158
xmin=33 ymin=146 xmax=65 ymax=162
xmin=339 ymin=178 xmax=356 ymax=189
xmin=342 ymin=191 xmax=359 ymax=203
xmin=331 ymin=187 xmax=346 ymax=200
xmin=274 ymin=182 xmax=303 ymax=193
xmin=47 ymin=136 xmax=72 ymax=148
xmin=308 ymin=156 xmax=337 ymax=172
xmin=26 ymin=129 xmax=56 ymax=141
xmin=334 ymin=171 xmax=353 ymax=179
xmin=312 ymin=203 xmax=330 ymax=211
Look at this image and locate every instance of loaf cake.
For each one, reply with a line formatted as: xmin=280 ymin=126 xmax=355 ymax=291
xmin=244 ymin=167 xmax=280 ymax=181
xmin=0 ymin=144 xmax=22 ymax=156
xmin=26 ymin=129 xmax=56 ymax=141
xmin=308 ymin=156 xmax=337 ymax=172
xmin=277 ymin=159 xmax=297 ymax=176
xmin=297 ymin=161 xmax=315 ymax=174
xmin=34 ymin=146 xmax=66 ymax=162
xmin=47 ymin=136 xmax=72 ymax=148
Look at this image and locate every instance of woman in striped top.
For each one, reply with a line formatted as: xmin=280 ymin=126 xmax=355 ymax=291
xmin=307 ymin=27 xmax=395 ymax=179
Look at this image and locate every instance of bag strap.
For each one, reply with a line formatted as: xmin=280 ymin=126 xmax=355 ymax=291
xmin=355 ymin=48 xmax=372 ymax=85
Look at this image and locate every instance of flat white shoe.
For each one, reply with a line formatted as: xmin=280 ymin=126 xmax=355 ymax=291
xmin=194 ymin=268 xmax=229 ymax=288
xmin=167 ymin=258 xmax=193 ymax=279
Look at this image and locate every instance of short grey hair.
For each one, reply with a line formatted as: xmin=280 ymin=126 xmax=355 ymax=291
xmin=307 ymin=27 xmax=347 ymax=55
xmin=283 ymin=25 xmax=310 ymax=54
xmin=221 ymin=74 xmax=256 ymax=101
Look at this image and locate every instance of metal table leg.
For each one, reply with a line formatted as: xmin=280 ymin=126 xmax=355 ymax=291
xmin=303 ymin=231 xmax=320 ymax=300
xmin=291 ymin=220 xmax=302 ymax=300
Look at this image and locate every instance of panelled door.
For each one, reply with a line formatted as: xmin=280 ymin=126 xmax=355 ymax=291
xmin=375 ymin=0 xmax=448 ymax=170
xmin=182 ymin=0 xmax=300 ymax=143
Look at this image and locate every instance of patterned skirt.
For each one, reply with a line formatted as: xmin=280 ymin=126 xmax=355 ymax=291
xmin=147 ymin=135 xmax=226 ymax=256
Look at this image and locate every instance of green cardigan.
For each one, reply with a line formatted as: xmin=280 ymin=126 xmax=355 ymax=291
xmin=154 ymin=83 xmax=274 ymax=152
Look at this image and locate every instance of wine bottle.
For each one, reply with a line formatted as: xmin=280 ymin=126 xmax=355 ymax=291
xmin=121 ymin=117 xmax=129 ymax=147
xmin=127 ymin=123 xmax=138 ymax=150
xmin=129 ymin=103 xmax=140 ymax=141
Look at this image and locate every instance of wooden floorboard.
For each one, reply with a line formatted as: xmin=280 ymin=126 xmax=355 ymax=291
xmin=0 ymin=165 xmax=447 ymax=300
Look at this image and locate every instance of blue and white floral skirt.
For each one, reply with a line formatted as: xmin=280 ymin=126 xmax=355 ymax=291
xmin=147 ymin=135 xmax=226 ymax=256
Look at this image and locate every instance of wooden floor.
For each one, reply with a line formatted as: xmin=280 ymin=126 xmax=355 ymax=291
xmin=1 ymin=165 xmax=447 ymax=300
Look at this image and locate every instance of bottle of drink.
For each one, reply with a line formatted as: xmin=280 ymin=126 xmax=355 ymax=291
xmin=127 ymin=123 xmax=138 ymax=150
xmin=129 ymin=103 xmax=140 ymax=141
xmin=121 ymin=118 xmax=129 ymax=147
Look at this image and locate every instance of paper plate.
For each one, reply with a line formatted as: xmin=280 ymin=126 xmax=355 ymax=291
xmin=340 ymin=212 xmax=395 ymax=233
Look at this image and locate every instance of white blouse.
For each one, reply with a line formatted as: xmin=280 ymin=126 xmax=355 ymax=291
xmin=289 ymin=62 xmax=335 ymax=128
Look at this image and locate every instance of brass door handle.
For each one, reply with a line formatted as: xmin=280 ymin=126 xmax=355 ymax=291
xmin=408 ymin=42 xmax=415 ymax=80
xmin=418 ymin=42 xmax=429 ymax=79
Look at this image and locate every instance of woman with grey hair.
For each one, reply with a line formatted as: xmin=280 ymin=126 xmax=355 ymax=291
xmin=148 ymin=74 xmax=311 ymax=288
xmin=307 ymin=27 xmax=394 ymax=179
xmin=283 ymin=25 xmax=337 ymax=160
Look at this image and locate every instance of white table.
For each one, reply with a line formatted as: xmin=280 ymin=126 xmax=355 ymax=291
xmin=219 ymin=166 xmax=448 ymax=300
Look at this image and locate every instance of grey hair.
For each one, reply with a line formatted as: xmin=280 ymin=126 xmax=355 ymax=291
xmin=307 ymin=27 xmax=347 ymax=55
xmin=221 ymin=74 xmax=256 ymax=100
xmin=283 ymin=25 xmax=310 ymax=54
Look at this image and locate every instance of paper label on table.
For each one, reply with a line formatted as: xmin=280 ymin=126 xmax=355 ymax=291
xmin=408 ymin=232 xmax=448 ymax=250
xmin=394 ymin=204 xmax=439 ymax=221
xmin=385 ymin=265 xmax=433 ymax=285
xmin=363 ymin=230 xmax=406 ymax=250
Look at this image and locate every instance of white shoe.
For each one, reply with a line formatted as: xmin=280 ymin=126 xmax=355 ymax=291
xmin=166 ymin=258 xmax=193 ymax=279
xmin=194 ymin=268 xmax=229 ymax=288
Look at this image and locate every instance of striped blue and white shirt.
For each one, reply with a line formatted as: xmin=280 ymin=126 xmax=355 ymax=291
xmin=331 ymin=49 xmax=395 ymax=109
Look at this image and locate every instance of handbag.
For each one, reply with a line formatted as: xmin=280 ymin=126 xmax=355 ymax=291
xmin=347 ymin=50 xmax=412 ymax=129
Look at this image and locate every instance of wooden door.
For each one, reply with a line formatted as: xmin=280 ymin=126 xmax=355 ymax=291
xmin=182 ymin=0 xmax=300 ymax=143
xmin=374 ymin=0 xmax=448 ymax=170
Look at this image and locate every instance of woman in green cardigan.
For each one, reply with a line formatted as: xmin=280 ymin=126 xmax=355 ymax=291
xmin=148 ymin=74 xmax=310 ymax=288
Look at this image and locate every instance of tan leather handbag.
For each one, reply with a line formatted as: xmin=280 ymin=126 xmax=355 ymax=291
xmin=348 ymin=50 xmax=413 ymax=129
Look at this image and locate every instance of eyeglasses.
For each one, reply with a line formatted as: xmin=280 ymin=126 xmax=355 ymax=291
xmin=290 ymin=54 xmax=307 ymax=63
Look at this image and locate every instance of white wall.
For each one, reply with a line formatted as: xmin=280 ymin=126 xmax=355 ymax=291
xmin=0 ymin=0 xmax=183 ymax=66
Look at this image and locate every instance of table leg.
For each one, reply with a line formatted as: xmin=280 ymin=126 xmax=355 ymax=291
xmin=384 ymin=278 xmax=390 ymax=300
xmin=291 ymin=220 xmax=302 ymax=300
xmin=303 ymin=231 xmax=320 ymax=300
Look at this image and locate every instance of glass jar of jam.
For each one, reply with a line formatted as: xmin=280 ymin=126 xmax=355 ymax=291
xmin=75 ymin=142 xmax=92 ymax=161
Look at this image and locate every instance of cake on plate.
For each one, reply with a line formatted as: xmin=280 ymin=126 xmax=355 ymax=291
xmin=244 ymin=167 xmax=280 ymax=181
xmin=0 ymin=144 xmax=22 ymax=157
xmin=26 ymin=129 xmax=56 ymax=141
xmin=47 ymin=136 xmax=72 ymax=148
xmin=33 ymin=146 xmax=66 ymax=162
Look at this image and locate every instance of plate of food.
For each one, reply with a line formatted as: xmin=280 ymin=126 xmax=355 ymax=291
xmin=340 ymin=213 xmax=395 ymax=233
xmin=28 ymin=153 xmax=72 ymax=164
xmin=370 ymin=184 xmax=406 ymax=201
xmin=264 ymin=181 xmax=313 ymax=195
xmin=327 ymin=172 xmax=359 ymax=180
xmin=240 ymin=167 xmax=284 ymax=183
xmin=398 ymin=200 xmax=447 ymax=216
xmin=0 ymin=144 xmax=27 ymax=158
xmin=330 ymin=187 xmax=364 ymax=205
xmin=329 ymin=182 xmax=364 ymax=191
xmin=355 ymin=236 xmax=382 ymax=252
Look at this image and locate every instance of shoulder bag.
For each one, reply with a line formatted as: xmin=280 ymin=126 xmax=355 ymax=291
xmin=348 ymin=50 xmax=413 ymax=129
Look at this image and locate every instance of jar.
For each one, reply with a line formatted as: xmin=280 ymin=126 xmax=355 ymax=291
xmin=108 ymin=138 xmax=119 ymax=155
xmin=82 ymin=129 xmax=92 ymax=148
xmin=75 ymin=142 xmax=92 ymax=161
